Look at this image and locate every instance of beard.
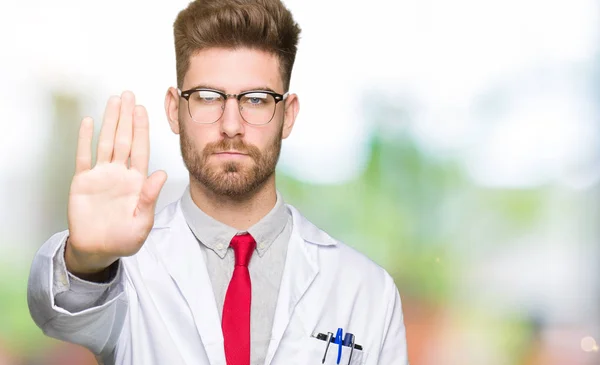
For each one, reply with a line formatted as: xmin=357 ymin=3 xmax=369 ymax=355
xmin=179 ymin=123 xmax=283 ymax=199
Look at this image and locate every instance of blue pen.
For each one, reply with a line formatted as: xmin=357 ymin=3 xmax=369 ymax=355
xmin=343 ymin=333 xmax=353 ymax=347
xmin=335 ymin=328 xmax=343 ymax=364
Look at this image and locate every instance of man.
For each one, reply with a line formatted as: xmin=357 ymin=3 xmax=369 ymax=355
xmin=27 ymin=1 xmax=409 ymax=364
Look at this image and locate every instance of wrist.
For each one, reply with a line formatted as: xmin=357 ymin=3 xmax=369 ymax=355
xmin=64 ymin=237 xmax=117 ymax=277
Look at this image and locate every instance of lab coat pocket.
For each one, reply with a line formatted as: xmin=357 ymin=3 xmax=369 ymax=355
xmin=305 ymin=337 xmax=366 ymax=365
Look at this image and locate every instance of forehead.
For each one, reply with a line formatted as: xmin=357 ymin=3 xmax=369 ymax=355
xmin=183 ymin=47 xmax=283 ymax=93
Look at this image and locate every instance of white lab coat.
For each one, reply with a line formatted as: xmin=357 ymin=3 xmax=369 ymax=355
xmin=28 ymin=200 xmax=409 ymax=365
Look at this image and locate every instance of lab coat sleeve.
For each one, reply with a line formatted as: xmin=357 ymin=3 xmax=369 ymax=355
xmin=377 ymin=275 xmax=410 ymax=365
xmin=27 ymin=230 xmax=129 ymax=355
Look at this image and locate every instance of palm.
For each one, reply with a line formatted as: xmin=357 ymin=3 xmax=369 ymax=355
xmin=66 ymin=92 xmax=167 ymax=268
xmin=69 ymin=163 xmax=148 ymax=256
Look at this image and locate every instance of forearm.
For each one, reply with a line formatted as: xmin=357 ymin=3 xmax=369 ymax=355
xmin=28 ymin=231 xmax=128 ymax=354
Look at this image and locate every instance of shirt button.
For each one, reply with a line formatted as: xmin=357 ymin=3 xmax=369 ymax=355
xmin=259 ymin=243 xmax=265 ymax=249
xmin=216 ymin=243 xmax=224 ymax=250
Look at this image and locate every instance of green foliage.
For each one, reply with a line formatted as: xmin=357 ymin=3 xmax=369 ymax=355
xmin=277 ymin=131 xmax=546 ymax=304
xmin=0 ymin=257 xmax=52 ymax=354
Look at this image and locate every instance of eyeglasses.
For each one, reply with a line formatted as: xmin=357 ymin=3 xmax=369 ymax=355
xmin=178 ymin=87 xmax=289 ymax=125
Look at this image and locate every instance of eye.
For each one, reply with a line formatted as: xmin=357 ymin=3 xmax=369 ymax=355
xmin=248 ymin=97 xmax=262 ymax=105
xmin=242 ymin=92 xmax=269 ymax=106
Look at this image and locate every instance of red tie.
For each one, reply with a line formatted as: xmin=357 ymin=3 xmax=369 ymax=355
xmin=222 ymin=233 xmax=256 ymax=365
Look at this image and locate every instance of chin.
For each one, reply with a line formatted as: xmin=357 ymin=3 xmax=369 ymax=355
xmin=197 ymin=166 xmax=263 ymax=198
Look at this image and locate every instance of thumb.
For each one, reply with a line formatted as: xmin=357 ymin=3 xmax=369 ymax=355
xmin=138 ymin=170 xmax=168 ymax=215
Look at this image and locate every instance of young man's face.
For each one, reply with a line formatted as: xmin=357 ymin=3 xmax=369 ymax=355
xmin=166 ymin=47 xmax=299 ymax=198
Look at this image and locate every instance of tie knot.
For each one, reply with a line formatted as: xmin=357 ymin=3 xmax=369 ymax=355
xmin=230 ymin=233 xmax=256 ymax=267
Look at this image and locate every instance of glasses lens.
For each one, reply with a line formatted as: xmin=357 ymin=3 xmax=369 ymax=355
xmin=188 ymin=90 xmax=224 ymax=124
xmin=239 ymin=92 xmax=277 ymax=125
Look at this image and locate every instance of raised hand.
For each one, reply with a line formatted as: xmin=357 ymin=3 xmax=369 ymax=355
xmin=65 ymin=91 xmax=167 ymax=276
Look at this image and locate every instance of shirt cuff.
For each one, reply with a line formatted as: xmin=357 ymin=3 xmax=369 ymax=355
xmin=52 ymin=238 xmax=123 ymax=313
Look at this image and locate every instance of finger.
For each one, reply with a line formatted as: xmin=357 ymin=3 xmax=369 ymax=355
xmin=96 ymin=96 xmax=122 ymax=163
xmin=75 ymin=117 xmax=94 ymax=174
xmin=130 ymin=105 xmax=150 ymax=175
xmin=137 ymin=170 xmax=167 ymax=215
xmin=112 ymin=91 xmax=136 ymax=164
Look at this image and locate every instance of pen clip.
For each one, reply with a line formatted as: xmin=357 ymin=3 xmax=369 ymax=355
xmin=321 ymin=332 xmax=333 ymax=364
xmin=347 ymin=334 xmax=355 ymax=365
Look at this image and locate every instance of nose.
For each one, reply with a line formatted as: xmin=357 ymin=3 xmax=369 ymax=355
xmin=219 ymin=97 xmax=244 ymax=138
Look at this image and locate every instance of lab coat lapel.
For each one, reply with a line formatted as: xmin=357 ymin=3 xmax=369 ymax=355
xmin=155 ymin=202 xmax=226 ymax=364
xmin=264 ymin=205 xmax=337 ymax=365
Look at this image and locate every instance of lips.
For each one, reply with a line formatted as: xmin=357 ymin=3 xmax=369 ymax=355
xmin=214 ymin=151 xmax=247 ymax=155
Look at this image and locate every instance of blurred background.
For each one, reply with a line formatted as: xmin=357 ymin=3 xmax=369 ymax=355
xmin=1 ymin=0 xmax=599 ymax=364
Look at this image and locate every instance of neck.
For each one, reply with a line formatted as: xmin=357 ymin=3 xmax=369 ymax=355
xmin=188 ymin=175 xmax=278 ymax=231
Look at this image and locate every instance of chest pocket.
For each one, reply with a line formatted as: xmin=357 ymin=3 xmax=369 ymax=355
xmin=304 ymin=337 xmax=367 ymax=365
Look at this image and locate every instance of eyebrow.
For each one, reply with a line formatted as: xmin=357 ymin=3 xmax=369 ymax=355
xmin=187 ymin=84 xmax=279 ymax=94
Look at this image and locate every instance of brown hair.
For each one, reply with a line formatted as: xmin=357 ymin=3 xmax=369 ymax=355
xmin=173 ymin=0 xmax=301 ymax=91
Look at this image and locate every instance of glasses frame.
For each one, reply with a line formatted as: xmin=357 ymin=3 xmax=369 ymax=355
xmin=178 ymin=87 xmax=289 ymax=125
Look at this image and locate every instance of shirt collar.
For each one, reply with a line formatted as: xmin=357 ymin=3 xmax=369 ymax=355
xmin=180 ymin=186 xmax=289 ymax=258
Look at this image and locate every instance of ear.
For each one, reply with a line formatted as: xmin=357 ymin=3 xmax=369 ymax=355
xmin=281 ymin=93 xmax=299 ymax=139
xmin=165 ymin=87 xmax=182 ymax=135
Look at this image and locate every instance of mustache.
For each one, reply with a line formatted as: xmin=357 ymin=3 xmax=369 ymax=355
xmin=203 ymin=139 xmax=261 ymax=159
